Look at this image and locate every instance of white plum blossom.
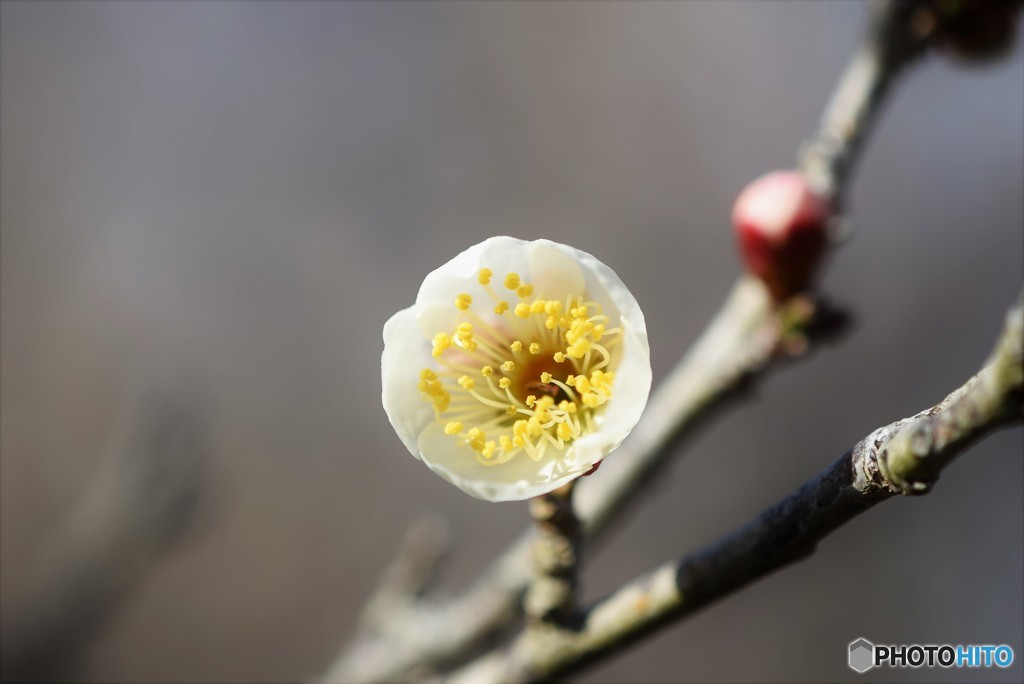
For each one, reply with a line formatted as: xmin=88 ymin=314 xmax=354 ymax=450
xmin=381 ymin=237 xmax=651 ymax=502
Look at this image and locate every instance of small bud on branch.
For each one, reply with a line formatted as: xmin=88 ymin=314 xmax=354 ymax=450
xmin=732 ymin=170 xmax=834 ymax=303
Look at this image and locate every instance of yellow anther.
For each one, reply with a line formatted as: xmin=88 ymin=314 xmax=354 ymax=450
xmin=494 ymin=301 xmax=510 ymax=315
xmin=498 ymin=377 xmax=511 ymax=389
xmin=517 ymin=284 xmax=534 ymax=298
xmin=420 ymin=368 xmax=437 ymax=381
xmin=510 ymin=340 xmax=524 ymax=352
xmin=467 ymin=427 xmax=486 ymax=451
xmin=527 ymin=416 xmax=543 ymax=437
xmin=454 ymin=293 xmax=472 ymax=311
xmin=444 ymin=421 xmax=464 ymax=435
xmin=553 ymin=351 xmax=566 ymax=363
xmin=478 ymin=268 xmax=493 ymax=285
xmin=529 ymin=342 xmax=541 ymax=354
xmin=482 ymin=441 xmax=497 ymax=459
xmin=566 ymin=402 xmax=578 ymax=414
xmin=540 ymin=372 xmax=553 ymax=383
xmin=545 ymin=315 xmax=558 ymax=329
xmin=557 ymin=422 xmax=573 ymax=441
xmin=455 ymin=324 xmax=476 ymax=351
xmin=575 ymin=305 xmax=589 ymax=318
xmin=513 ymin=420 xmax=529 ymax=443
xmin=514 ymin=303 xmax=531 ymax=318
xmin=544 ymin=300 xmax=562 ymax=316
xmin=501 ymin=360 xmax=515 ymax=373
xmin=530 ymin=299 xmax=546 ymax=313
xmin=506 ymin=405 xmax=518 ymax=416
xmin=432 ymin=333 xmax=451 ymax=357
xmin=457 ymin=375 xmax=475 ymax=390
xmin=499 ymin=435 xmax=514 ymax=453
xmin=566 ymin=375 xmax=576 ymax=386
xmin=582 ymin=392 xmax=601 ymax=408
xmin=593 ymin=324 xmax=606 ymax=339
xmin=526 ymin=395 xmax=537 ymax=408
xmin=481 ymin=365 xmax=494 ymax=377
xmin=504 ymin=272 xmax=521 ymax=290
xmin=567 ymin=338 xmax=591 ymax=358
xmin=575 ymin=375 xmax=591 ymax=393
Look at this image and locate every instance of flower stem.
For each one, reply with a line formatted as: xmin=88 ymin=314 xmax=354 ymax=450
xmin=524 ymin=481 xmax=581 ymax=627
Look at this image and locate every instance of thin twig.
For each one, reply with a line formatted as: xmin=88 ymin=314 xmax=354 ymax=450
xmin=446 ymin=292 xmax=1024 ymax=683
xmin=799 ymin=0 xmax=931 ymax=201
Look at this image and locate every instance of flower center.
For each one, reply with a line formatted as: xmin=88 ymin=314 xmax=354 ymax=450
xmin=418 ymin=267 xmax=623 ymax=466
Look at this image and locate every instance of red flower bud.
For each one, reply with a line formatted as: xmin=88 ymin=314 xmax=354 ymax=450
xmin=732 ymin=170 xmax=833 ymax=303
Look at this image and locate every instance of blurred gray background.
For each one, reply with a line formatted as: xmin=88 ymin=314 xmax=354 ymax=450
xmin=2 ymin=1 xmax=1022 ymax=682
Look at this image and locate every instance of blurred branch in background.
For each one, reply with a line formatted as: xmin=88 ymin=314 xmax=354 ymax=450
xmin=446 ymin=292 xmax=1024 ymax=682
xmin=1 ymin=388 xmax=211 ymax=682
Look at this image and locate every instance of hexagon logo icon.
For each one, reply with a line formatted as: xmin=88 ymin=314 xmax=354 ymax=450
xmin=849 ymin=638 xmax=875 ymax=673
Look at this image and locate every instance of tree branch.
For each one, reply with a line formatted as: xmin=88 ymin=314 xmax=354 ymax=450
xmin=319 ymin=3 xmax=942 ymax=679
xmin=322 ymin=2 xmax=933 ymax=680
xmin=799 ymin=0 xmax=931 ymax=201
xmin=446 ymin=292 xmax=1024 ymax=683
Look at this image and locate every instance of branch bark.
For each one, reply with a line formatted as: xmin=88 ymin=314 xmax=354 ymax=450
xmin=446 ymin=292 xmax=1024 ymax=683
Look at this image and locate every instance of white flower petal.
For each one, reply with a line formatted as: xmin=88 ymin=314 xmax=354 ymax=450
xmin=527 ymin=241 xmax=586 ymax=300
xmin=381 ymin=236 xmax=652 ymax=502
xmin=381 ymin=307 xmax=435 ymax=459
xmin=417 ymin=422 xmax=589 ymax=502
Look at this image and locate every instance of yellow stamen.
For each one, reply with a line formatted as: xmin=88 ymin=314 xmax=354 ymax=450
xmin=417 ymin=262 xmax=625 ymax=468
